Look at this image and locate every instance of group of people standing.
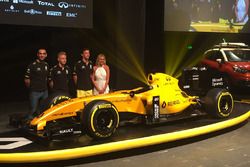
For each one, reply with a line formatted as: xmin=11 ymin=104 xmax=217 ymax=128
xmin=24 ymin=48 xmax=110 ymax=118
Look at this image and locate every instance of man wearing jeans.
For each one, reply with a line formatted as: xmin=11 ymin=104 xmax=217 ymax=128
xmin=24 ymin=48 xmax=49 ymax=119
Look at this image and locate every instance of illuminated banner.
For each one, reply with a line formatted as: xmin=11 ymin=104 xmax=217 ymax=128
xmin=164 ymin=0 xmax=249 ymax=33
xmin=0 ymin=0 xmax=92 ymax=28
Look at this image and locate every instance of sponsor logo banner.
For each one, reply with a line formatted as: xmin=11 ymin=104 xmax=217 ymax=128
xmin=5 ymin=5 xmax=19 ymax=13
xmin=37 ymin=0 xmax=54 ymax=7
xmin=13 ymin=0 xmax=34 ymax=4
xmin=24 ymin=9 xmax=42 ymax=15
xmin=66 ymin=12 xmax=77 ymax=18
xmin=46 ymin=10 xmax=62 ymax=16
xmin=58 ymin=1 xmax=86 ymax=9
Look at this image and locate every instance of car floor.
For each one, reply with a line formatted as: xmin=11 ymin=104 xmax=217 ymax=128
xmin=0 ymin=101 xmax=249 ymax=167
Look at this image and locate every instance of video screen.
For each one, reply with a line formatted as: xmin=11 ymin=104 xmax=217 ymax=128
xmin=164 ymin=0 xmax=250 ymax=33
xmin=0 ymin=0 xmax=92 ymax=28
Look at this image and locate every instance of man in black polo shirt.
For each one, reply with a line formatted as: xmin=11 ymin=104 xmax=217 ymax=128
xmin=24 ymin=48 xmax=49 ymax=118
xmin=73 ymin=48 xmax=93 ymax=97
xmin=49 ymin=51 xmax=71 ymax=94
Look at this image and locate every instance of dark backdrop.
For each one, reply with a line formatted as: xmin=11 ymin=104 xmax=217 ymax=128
xmin=0 ymin=0 xmax=250 ymax=102
xmin=0 ymin=0 xmax=146 ymax=102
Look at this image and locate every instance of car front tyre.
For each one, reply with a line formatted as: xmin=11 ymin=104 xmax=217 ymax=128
xmin=81 ymin=100 xmax=119 ymax=139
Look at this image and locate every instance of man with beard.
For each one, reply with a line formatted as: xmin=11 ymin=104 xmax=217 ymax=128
xmin=24 ymin=48 xmax=49 ymax=119
xmin=73 ymin=48 xmax=93 ymax=97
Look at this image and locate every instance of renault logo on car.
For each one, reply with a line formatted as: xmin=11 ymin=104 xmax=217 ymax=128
xmin=58 ymin=2 xmax=68 ymax=8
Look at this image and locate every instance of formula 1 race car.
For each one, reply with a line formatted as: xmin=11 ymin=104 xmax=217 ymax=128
xmin=190 ymin=22 xmax=244 ymax=33
xmin=17 ymin=73 xmax=234 ymax=140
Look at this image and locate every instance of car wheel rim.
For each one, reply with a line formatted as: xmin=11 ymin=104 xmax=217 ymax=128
xmin=219 ymin=97 xmax=232 ymax=115
xmin=96 ymin=109 xmax=115 ymax=132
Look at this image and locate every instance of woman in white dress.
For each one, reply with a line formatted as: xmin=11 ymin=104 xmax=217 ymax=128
xmin=235 ymin=0 xmax=249 ymax=23
xmin=92 ymin=54 xmax=110 ymax=95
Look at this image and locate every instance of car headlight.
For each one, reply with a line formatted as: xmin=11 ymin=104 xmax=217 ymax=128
xmin=233 ymin=66 xmax=248 ymax=73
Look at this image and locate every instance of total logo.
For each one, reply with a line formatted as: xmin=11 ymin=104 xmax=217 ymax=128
xmin=37 ymin=0 xmax=54 ymax=7
xmin=58 ymin=2 xmax=86 ymax=9
xmin=5 ymin=5 xmax=19 ymax=13
xmin=24 ymin=9 xmax=42 ymax=15
xmin=13 ymin=0 xmax=33 ymax=4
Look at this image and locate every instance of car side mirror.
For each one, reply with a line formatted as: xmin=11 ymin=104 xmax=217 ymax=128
xmin=216 ymin=58 xmax=222 ymax=64
xmin=129 ymin=91 xmax=135 ymax=98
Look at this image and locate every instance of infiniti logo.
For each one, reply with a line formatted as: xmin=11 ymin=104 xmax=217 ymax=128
xmin=58 ymin=1 xmax=86 ymax=9
xmin=58 ymin=2 xmax=68 ymax=9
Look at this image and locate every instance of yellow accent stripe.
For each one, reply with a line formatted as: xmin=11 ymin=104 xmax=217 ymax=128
xmin=0 ymin=110 xmax=249 ymax=163
xmin=235 ymin=100 xmax=250 ymax=104
xmin=114 ymin=106 xmax=120 ymax=128
xmin=217 ymin=93 xmax=234 ymax=117
xmin=90 ymin=108 xmax=99 ymax=132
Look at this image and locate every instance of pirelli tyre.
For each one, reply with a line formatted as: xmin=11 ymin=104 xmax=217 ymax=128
xmin=204 ymin=88 xmax=234 ymax=118
xmin=48 ymin=94 xmax=71 ymax=108
xmin=39 ymin=93 xmax=71 ymax=112
xmin=81 ymin=100 xmax=119 ymax=139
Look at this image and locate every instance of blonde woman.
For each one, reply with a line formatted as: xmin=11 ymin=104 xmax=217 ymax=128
xmin=92 ymin=54 xmax=110 ymax=95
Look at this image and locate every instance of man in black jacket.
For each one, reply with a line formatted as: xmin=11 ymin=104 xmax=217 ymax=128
xmin=73 ymin=48 xmax=93 ymax=97
xmin=49 ymin=51 xmax=71 ymax=95
xmin=24 ymin=48 xmax=49 ymax=118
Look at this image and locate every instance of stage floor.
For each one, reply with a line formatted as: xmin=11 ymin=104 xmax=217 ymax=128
xmin=0 ymin=101 xmax=249 ymax=166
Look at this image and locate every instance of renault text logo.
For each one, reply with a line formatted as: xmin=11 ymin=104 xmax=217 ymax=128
xmin=58 ymin=2 xmax=68 ymax=9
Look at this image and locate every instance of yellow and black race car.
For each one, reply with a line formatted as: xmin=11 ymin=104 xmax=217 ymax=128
xmin=24 ymin=73 xmax=233 ymax=140
xmin=190 ymin=21 xmax=244 ymax=33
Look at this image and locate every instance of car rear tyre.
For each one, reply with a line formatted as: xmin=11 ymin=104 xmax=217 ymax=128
xmin=204 ymin=88 xmax=234 ymax=118
xmin=81 ymin=100 xmax=119 ymax=139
